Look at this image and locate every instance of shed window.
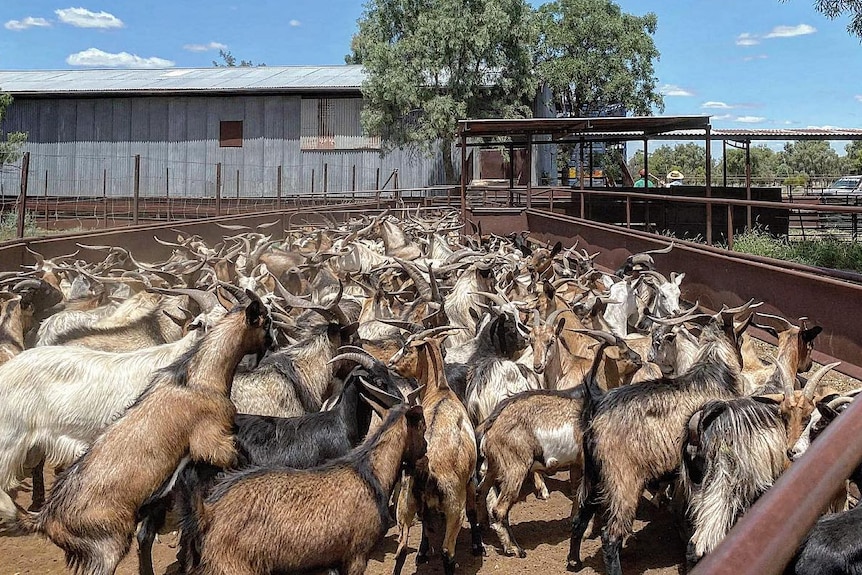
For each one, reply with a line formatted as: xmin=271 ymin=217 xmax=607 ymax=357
xmin=220 ymin=121 xmax=243 ymax=147
xmin=300 ymin=97 xmax=380 ymax=150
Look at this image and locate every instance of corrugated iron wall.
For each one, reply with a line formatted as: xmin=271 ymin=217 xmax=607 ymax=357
xmin=0 ymin=94 xmax=453 ymax=198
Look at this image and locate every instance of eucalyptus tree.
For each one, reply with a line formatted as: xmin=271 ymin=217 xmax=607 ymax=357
xmin=349 ymin=0 xmax=536 ymax=183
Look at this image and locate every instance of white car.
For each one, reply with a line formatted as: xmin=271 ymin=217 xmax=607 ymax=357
xmin=822 ymin=175 xmax=862 ymax=195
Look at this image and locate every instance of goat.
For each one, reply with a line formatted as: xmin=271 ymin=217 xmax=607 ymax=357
xmin=0 ymin=292 xmax=25 ymax=366
xmin=153 ymin=354 xmax=393 ymax=575
xmin=475 ymin=337 xmax=609 ymax=557
xmin=567 ymin=301 xmax=757 ymax=575
xmin=464 ymin=307 xmax=535 ymax=425
xmin=744 ymin=313 xmax=822 ymax=394
xmin=680 ymin=397 xmax=790 ymax=565
xmin=0 ymin=320 xmax=207 ymax=520
xmin=185 ymin=399 xmax=427 ymax=575
xmin=12 ymin=287 xmax=273 ymax=575
xmin=388 ymin=326 xmax=483 ymax=575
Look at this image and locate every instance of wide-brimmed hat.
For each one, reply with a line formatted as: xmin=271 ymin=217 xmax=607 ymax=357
xmin=667 ymin=170 xmax=684 ymax=180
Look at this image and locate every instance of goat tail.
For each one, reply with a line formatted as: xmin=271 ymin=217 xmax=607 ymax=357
xmin=177 ymin=465 xmax=214 ymax=572
xmin=474 ymin=426 xmax=487 ymax=482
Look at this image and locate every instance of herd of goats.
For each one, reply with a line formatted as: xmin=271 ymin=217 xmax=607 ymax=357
xmin=0 ymin=208 xmax=858 ymax=575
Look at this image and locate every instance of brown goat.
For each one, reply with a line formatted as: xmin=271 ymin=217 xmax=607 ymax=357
xmin=187 ymin=402 xmax=427 ymax=575
xmin=14 ymin=287 xmax=273 ymax=575
xmin=388 ymin=326 xmax=483 ymax=575
xmin=743 ymin=313 xmax=822 ymax=394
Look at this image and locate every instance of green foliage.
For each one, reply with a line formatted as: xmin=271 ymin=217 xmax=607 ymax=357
xmin=781 ymin=140 xmax=840 ymax=177
xmin=212 ymin=49 xmax=265 ymax=67
xmin=0 ymin=210 xmax=37 ymax=241
xmin=805 ymin=0 xmax=862 ymax=38
xmin=732 ymin=227 xmax=862 ymax=273
xmin=725 ymin=145 xmax=779 ymax=180
xmin=628 ymin=143 xmax=713 ymax=181
xmin=535 ymin=0 xmax=663 ymax=116
xmin=351 ymin=0 xmax=536 ymax=183
xmin=0 ymin=92 xmax=27 ymax=167
xmin=843 ymin=140 xmax=862 ymax=174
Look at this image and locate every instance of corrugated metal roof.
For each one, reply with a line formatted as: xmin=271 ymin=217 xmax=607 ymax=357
xmin=0 ymin=65 xmax=367 ymax=96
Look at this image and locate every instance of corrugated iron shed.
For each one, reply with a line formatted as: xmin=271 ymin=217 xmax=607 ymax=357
xmin=0 ymin=66 xmax=366 ymax=97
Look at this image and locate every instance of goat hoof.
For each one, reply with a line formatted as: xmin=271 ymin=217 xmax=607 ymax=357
xmin=566 ymin=558 xmax=584 ymax=572
xmin=27 ymin=501 xmax=43 ymax=512
xmin=537 ymin=489 xmax=550 ymax=501
xmin=416 ymin=553 xmax=429 ymax=566
xmin=472 ymin=543 xmax=487 ymax=557
xmin=504 ymin=547 xmax=526 ymax=558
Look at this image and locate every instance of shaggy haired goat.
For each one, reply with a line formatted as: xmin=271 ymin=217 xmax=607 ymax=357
xmin=13 ymin=288 xmax=273 ymax=575
xmin=186 ymin=401 xmax=427 ymax=575
xmin=0 ymin=292 xmax=25 ymax=366
xmin=567 ymin=302 xmax=756 ymax=575
xmin=680 ymin=397 xmax=789 ymax=565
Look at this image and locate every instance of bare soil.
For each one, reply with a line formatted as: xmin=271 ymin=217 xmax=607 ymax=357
xmin=0 ymin=474 xmax=685 ymax=575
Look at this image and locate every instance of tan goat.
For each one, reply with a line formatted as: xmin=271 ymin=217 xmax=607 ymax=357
xmin=0 ymin=292 xmax=25 ymax=366
xmin=388 ymin=326 xmax=483 ymax=575
xmin=13 ymin=286 xmax=273 ymax=575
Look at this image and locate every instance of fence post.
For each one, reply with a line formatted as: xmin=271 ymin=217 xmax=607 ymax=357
xmin=311 ymin=169 xmax=315 ymax=196
xmin=165 ymin=167 xmax=170 ymax=222
xmin=16 ymin=151 xmax=30 ymax=239
xmin=103 ymin=168 xmax=108 ymax=228
xmin=43 ymin=169 xmax=48 ymax=228
xmin=727 ymin=203 xmax=734 ymax=250
xmin=236 ymin=169 xmax=240 ymax=200
xmin=215 ymin=162 xmax=222 ymax=217
xmin=394 ymin=169 xmax=399 ymax=192
xmin=351 ymin=164 xmax=356 ymax=201
xmin=277 ymin=165 xmax=282 ymax=211
xmin=132 ymin=154 xmax=140 ymax=225
xmin=376 ymin=167 xmax=380 ymax=192
xmin=323 ymin=163 xmax=328 ymax=200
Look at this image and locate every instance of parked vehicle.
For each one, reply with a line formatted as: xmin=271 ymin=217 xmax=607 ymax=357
xmin=822 ymin=175 xmax=862 ymax=195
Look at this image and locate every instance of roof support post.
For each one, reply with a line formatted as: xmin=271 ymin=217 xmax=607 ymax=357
xmin=526 ymin=132 xmax=533 ymax=209
xmin=746 ymin=140 xmax=752 ymax=230
xmin=705 ymin=126 xmax=712 ymax=245
xmin=460 ymin=130 xmax=467 ymax=232
xmin=722 ymin=139 xmax=727 ymax=188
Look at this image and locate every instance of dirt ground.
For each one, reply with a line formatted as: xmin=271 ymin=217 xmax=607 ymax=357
xmin=0 ymin=473 xmax=685 ymax=575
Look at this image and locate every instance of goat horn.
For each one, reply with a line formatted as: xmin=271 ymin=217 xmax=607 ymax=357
xmin=12 ymin=279 xmax=45 ymax=292
xmin=826 ymin=394 xmax=855 ymax=410
xmin=473 ymin=291 xmax=509 ymax=308
xmin=358 ymin=378 xmax=403 ymax=409
xmin=721 ymin=298 xmax=762 ymax=315
xmin=409 ymin=325 xmax=464 ymax=343
xmin=643 ymin=242 xmax=674 ymax=256
xmin=329 ymin=352 xmax=377 ymax=371
xmin=216 ymin=223 xmax=252 ymax=231
xmin=754 ymin=312 xmax=795 ymax=331
xmin=639 ymin=269 xmax=670 ymax=284
xmin=377 ymin=318 xmax=424 ymax=334
xmin=802 ymin=362 xmax=841 ymax=399
xmin=217 ymin=282 xmax=251 ymax=304
xmin=532 ymin=309 xmax=541 ymax=328
xmin=545 ymin=308 xmax=566 ymax=327
xmin=272 ymin=276 xmax=315 ymax=309
xmin=395 ymin=257 xmax=433 ymax=302
xmin=568 ymin=328 xmax=617 ymax=346
xmin=147 ymin=287 xmax=218 ymax=313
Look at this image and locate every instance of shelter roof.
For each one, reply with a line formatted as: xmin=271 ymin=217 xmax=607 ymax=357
xmin=0 ymin=65 xmax=366 ymax=97
xmin=457 ymin=116 xmax=711 ymax=139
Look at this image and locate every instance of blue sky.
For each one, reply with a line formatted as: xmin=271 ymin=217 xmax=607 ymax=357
xmin=0 ymin=1 xmax=860 ymax=138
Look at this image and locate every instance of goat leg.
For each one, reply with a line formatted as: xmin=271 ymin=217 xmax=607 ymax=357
xmin=392 ymin=472 xmax=417 ymax=575
xmin=600 ymin=526 xmax=624 ymax=575
xmin=28 ymin=458 xmax=45 ymax=511
xmin=533 ymin=470 xmax=550 ymax=500
xmin=136 ymin=496 xmax=171 ymax=575
xmin=465 ymin=479 xmax=485 ymax=556
xmin=566 ymin=496 xmax=598 ymax=571
xmin=416 ymin=525 xmax=431 ymax=565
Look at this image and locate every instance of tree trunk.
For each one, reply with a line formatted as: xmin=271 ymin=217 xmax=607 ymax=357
xmin=441 ymin=138 xmax=457 ymax=185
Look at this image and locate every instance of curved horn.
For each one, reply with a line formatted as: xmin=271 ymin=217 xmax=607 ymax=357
xmin=329 ymin=347 xmax=379 ymax=370
xmin=721 ymin=298 xmax=762 ymax=315
xmin=474 ymin=291 xmax=509 ymax=308
xmin=802 ymin=362 xmax=841 ymax=399
xmin=754 ymin=312 xmax=795 ymax=332
xmin=639 ymin=269 xmax=670 ymax=285
xmin=147 ymin=287 xmax=219 ymax=312
xmin=217 ymin=282 xmax=252 ymax=305
xmin=395 ymin=258 xmax=433 ymax=302
xmin=568 ymin=328 xmax=617 ymax=346
xmin=643 ymin=242 xmax=674 ymax=256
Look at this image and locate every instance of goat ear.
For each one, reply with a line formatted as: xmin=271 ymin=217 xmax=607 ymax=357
xmin=216 ymin=286 xmax=235 ymax=311
xmin=733 ymin=311 xmax=755 ymax=338
xmin=673 ymin=272 xmax=685 ymax=286
xmin=815 ymin=401 xmax=841 ymax=422
xmin=555 ymin=316 xmax=566 ymax=337
xmin=359 ymin=392 xmax=388 ymax=418
xmin=753 ymin=394 xmax=784 ymax=406
xmin=244 ymin=299 xmax=265 ymax=327
xmin=551 ymin=241 xmax=562 ymax=258
xmin=341 ymin=322 xmax=360 ymax=338
xmin=699 ymin=402 xmax=728 ymax=435
xmin=801 ymin=326 xmax=822 ymax=343
xmin=406 ymin=404 xmax=425 ymax=426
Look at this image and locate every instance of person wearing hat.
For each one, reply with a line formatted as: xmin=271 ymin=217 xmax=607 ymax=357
xmin=634 ymin=169 xmax=656 ymax=188
xmin=666 ymin=169 xmax=685 ymax=187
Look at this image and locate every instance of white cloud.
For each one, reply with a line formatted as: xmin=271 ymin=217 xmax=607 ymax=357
xmin=735 ymin=116 xmax=766 ymax=123
xmin=702 ymin=101 xmax=733 ymax=109
xmin=183 ymin=41 xmax=228 ymax=52
xmin=289 ymin=19 xmax=301 ymax=27
xmin=743 ymin=54 xmax=768 ymax=62
xmin=66 ymin=48 xmax=174 ymax=68
xmin=805 ymin=124 xmax=840 ymax=130
xmin=855 ymin=95 xmax=862 ymax=103
xmin=55 ymin=7 xmax=123 ymax=29
xmin=764 ymin=24 xmax=817 ymax=38
xmin=659 ymin=84 xmax=693 ymax=97
xmin=736 ymin=33 xmax=760 ymax=46
xmin=711 ymin=114 xmax=733 ymax=121
xmin=4 ymin=17 xmax=51 ymax=31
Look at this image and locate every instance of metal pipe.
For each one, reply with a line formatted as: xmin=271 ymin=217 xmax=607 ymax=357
xmin=705 ymin=126 xmax=712 ymax=245
xmin=460 ymin=132 xmax=467 ymax=233
xmin=746 ymin=141 xmax=752 ymax=229
xmin=526 ymin=133 xmax=533 ymax=209
xmin=215 ymin=162 xmax=222 ymax=217
xmin=17 ymin=151 xmax=30 ymax=238
xmin=277 ymin=165 xmax=282 ymax=211
xmin=133 ymin=154 xmax=140 ymax=226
